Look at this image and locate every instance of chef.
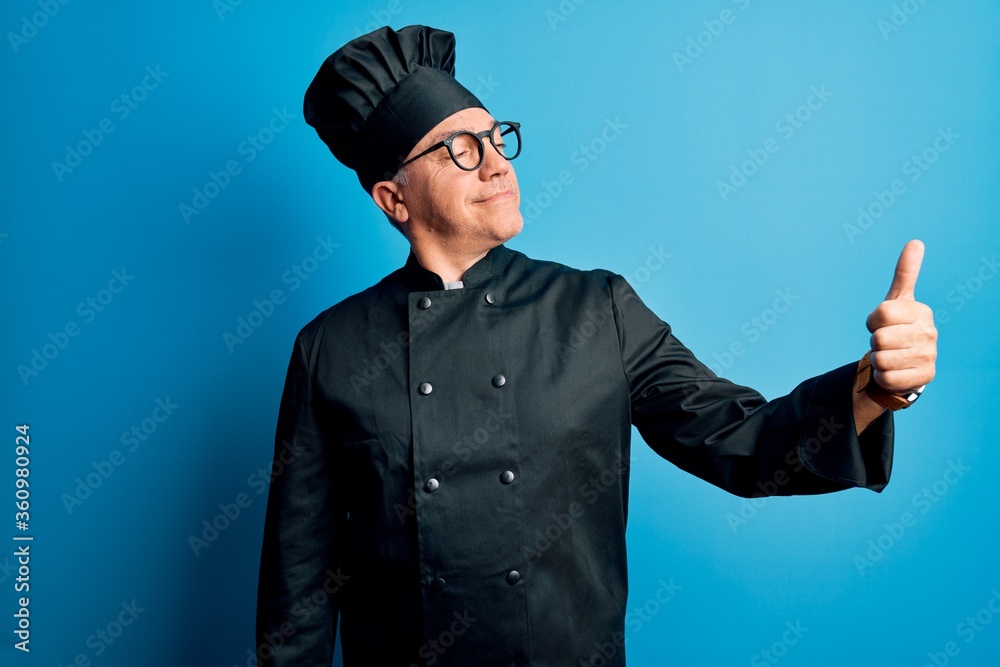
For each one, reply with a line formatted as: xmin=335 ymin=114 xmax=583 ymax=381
xmin=255 ymin=24 xmax=937 ymax=667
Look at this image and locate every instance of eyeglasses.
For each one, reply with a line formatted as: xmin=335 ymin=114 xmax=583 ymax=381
xmin=398 ymin=120 xmax=521 ymax=172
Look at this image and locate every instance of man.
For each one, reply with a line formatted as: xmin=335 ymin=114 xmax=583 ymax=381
xmin=255 ymin=25 xmax=936 ymax=667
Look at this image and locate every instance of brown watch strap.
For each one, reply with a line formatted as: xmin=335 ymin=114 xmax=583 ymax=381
xmin=856 ymin=350 xmax=913 ymax=411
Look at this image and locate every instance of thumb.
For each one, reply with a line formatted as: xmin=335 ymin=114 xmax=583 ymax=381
xmin=885 ymin=239 xmax=925 ymax=301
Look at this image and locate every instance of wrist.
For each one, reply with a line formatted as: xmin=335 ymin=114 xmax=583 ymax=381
xmin=856 ymin=350 xmax=924 ymax=411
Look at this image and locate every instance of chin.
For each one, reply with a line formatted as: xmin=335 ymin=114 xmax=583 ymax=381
xmin=493 ymin=210 xmax=524 ymax=243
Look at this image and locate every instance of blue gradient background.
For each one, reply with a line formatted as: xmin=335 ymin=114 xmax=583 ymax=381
xmin=2 ymin=1 xmax=998 ymax=665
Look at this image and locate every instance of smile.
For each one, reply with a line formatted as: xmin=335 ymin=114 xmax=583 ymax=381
xmin=478 ymin=189 xmax=516 ymax=204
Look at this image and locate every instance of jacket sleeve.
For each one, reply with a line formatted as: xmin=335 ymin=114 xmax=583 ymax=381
xmin=256 ymin=331 xmax=340 ymax=665
xmin=608 ymin=274 xmax=893 ymax=498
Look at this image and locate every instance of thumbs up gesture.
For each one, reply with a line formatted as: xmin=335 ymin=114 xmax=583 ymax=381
xmin=864 ymin=240 xmax=938 ymax=396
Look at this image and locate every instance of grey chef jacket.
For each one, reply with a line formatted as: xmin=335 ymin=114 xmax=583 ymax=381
xmin=255 ymin=243 xmax=893 ymax=666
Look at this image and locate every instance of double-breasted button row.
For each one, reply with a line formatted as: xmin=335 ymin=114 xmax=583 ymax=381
xmin=428 ymin=572 xmax=520 ymax=591
xmin=418 ymin=293 xmax=495 ymax=308
xmin=424 ymin=472 xmax=514 ymax=491
xmin=418 ymin=376 xmax=505 ymax=394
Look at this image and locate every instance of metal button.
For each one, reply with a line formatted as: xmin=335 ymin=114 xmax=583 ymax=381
xmin=492 ymin=374 xmax=506 ymax=388
xmin=484 ymin=292 xmax=496 ymax=305
xmin=419 ymin=382 xmax=433 ymax=395
xmin=431 ymin=577 xmax=446 ymax=592
xmin=417 ymin=296 xmax=432 ymax=310
xmin=424 ymin=478 xmax=440 ymax=492
xmin=500 ymin=470 xmax=515 ymax=485
xmin=505 ymin=570 xmax=521 ymax=585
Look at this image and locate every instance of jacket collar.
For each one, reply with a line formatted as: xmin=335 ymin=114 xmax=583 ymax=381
xmin=401 ymin=243 xmax=513 ymax=291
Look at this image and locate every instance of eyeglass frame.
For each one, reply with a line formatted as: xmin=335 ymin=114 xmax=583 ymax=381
xmin=396 ymin=120 xmax=522 ymax=173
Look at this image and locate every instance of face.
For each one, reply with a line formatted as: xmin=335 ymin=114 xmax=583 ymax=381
xmin=394 ymin=107 xmax=523 ymax=251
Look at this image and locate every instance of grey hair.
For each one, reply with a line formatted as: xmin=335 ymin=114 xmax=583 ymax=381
xmin=392 ymin=165 xmax=410 ymax=187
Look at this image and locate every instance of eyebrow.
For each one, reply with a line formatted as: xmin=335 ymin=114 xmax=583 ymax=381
xmin=427 ymin=118 xmax=498 ymax=144
xmin=428 ymin=129 xmax=458 ymax=143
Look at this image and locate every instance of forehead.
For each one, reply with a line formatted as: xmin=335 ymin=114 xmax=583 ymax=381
xmin=410 ymin=107 xmax=496 ymax=155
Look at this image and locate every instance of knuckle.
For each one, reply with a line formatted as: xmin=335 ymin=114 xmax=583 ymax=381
xmin=871 ymin=351 xmax=892 ymax=371
xmin=879 ymin=370 xmax=899 ymax=390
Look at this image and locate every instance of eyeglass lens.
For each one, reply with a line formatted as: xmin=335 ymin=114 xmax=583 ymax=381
xmin=449 ymin=122 xmax=521 ymax=170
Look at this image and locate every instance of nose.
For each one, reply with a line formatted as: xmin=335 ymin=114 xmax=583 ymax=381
xmin=478 ymin=140 xmax=511 ymax=180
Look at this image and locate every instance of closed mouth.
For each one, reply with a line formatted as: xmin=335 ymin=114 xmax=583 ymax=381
xmin=478 ymin=188 xmax=515 ymax=203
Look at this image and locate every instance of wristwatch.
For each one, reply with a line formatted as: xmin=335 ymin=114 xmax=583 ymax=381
xmin=856 ymin=350 xmax=924 ymax=410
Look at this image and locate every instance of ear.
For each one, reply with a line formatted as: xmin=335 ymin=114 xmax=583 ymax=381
xmin=371 ymin=180 xmax=409 ymax=224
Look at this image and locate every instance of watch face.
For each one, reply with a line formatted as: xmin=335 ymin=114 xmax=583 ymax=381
xmin=903 ymin=385 xmax=926 ymax=406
